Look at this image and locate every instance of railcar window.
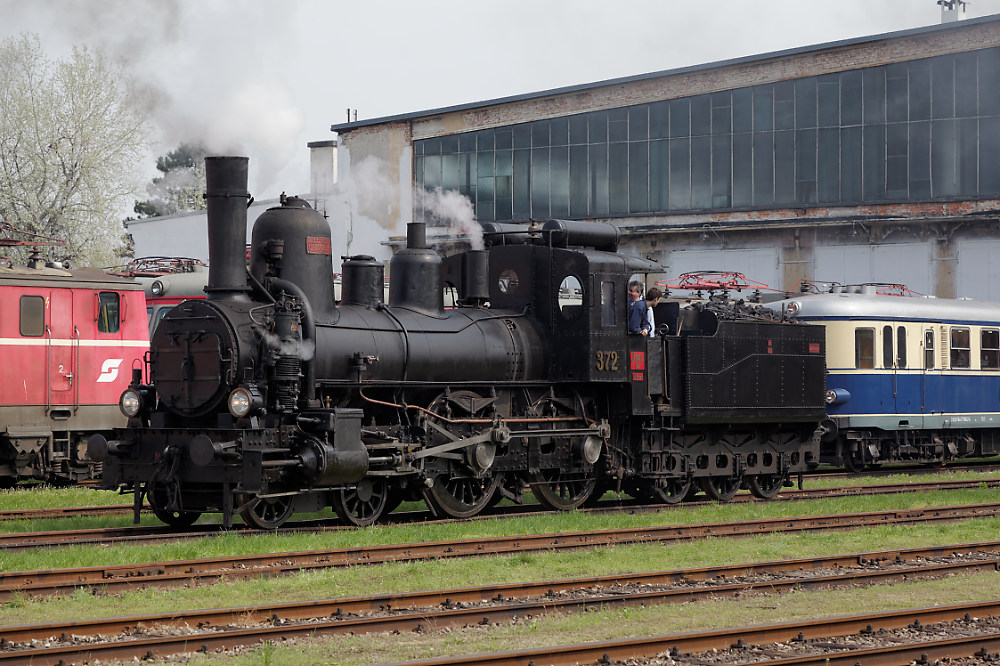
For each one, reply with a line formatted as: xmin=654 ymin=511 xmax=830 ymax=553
xmin=951 ymin=327 xmax=971 ymax=369
xmin=558 ymin=275 xmax=583 ymax=320
xmin=924 ymin=330 xmax=935 ymax=369
xmin=97 ymin=292 xmax=121 ymax=333
xmin=982 ymin=329 xmax=1000 ymax=369
xmin=896 ymin=326 xmax=906 ymax=368
xmin=601 ymin=280 xmax=615 ymax=326
xmin=19 ymin=295 xmax=44 ymax=337
xmin=882 ymin=325 xmax=893 ymax=368
xmin=855 ymin=328 xmax=875 ymax=369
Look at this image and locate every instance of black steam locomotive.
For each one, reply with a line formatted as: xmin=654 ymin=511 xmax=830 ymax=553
xmin=90 ymin=156 xmax=827 ymax=529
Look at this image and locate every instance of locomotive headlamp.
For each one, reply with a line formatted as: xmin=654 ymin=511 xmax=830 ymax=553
xmin=785 ymin=301 xmax=800 ymax=316
xmin=150 ymin=279 xmax=165 ymax=296
xmin=228 ymin=386 xmax=262 ymax=418
xmin=119 ymin=388 xmax=142 ymax=417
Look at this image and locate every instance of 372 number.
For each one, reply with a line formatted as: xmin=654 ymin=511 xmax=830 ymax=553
xmin=595 ymin=350 xmax=618 ymax=372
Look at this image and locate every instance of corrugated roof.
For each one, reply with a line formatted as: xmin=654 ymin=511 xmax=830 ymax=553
xmin=330 ymin=14 xmax=1000 ymax=133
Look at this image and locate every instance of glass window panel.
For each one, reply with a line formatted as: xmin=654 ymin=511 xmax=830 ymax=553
xmin=931 ymin=55 xmax=956 ymax=119
xmin=733 ymin=133 xmax=753 ymax=207
xmin=818 ymin=128 xmax=841 ymax=202
xmin=629 ymin=106 xmax=649 ymax=141
xmin=609 ymin=108 xmax=628 ymax=142
xmin=774 ymin=81 xmax=794 ymax=130
xmin=886 ymin=123 xmax=909 ymax=196
xmin=442 ymin=154 xmax=459 ymax=191
xmin=795 ymin=78 xmax=817 ymax=129
xmin=669 ymin=99 xmax=690 ymax=138
xmin=897 ymin=326 xmax=907 ymax=368
xmin=712 ymin=91 xmax=731 ymax=135
xmin=951 ymin=327 xmax=970 ymax=369
xmin=590 ymin=143 xmax=609 ymax=215
xmin=495 ymin=198 xmax=512 ymax=221
xmin=423 ymin=137 xmax=442 ymax=155
xmin=476 ymin=201 xmax=494 ymax=220
xmin=855 ymin=328 xmax=875 ymax=369
xmin=955 ymin=52 xmax=978 ymax=118
xmin=841 ymin=126 xmax=862 ymax=202
xmin=459 ymin=132 xmax=477 ymax=152
xmin=958 ymin=117 xmax=978 ymax=196
xmin=981 ymin=116 xmax=1000 ymax=193
xmin=495 ymin=150 xmax=512 ymax=176
xmin=882 ymin=325 xmax=894 ymax=368
xmin=609 ymin=143 xmax=629 ymax=213
xmin=753 ymin=131 xmax=774 ymax=206
xmin=531 ymin=120 xmax=550 ymax=147
xmin=414 ymin=155 xmax=424 ymax=189
xmin=862 ymin=68 xmax=886 ymax=126
xmin=569 ymin=144 xmax=589 ymax=216
xmin=980 ymin=48 xmax=1000 ymax=115
xmin=477 ymin=151 xmax=494 ymax=178
xmin=475 ymin=129 xmax=494 ymax=151
xmin=691 ymin=136 xmax=711 ymax=209
xmin=569 ymin=115 xmax=589 ymax=144
xmin=98 ymin=292 xmax=121 ymax=334
xmin=531 ymin=147 xmax=549 ymax=217
xmin=550 ymin=146 xmax=569 ymax=217
xmin=589 ymin=111 xmax=608 ymax=144
xmin=909 ymin=121 xmax=932 ymax=198
xmin=886 ymin=69 xmax=908 ymax=123
xmin=650 ymin=139 xmax=669 ymax=211
xmin=862 ymin=124 xmax=885 ymax=200
xmin=423 ymin=155 xmax=441 ymax=189
xmin=932 ymin=119 xmax=958 ymax=197
xmin=495 ymin=175 xmax=512 ymax=199
xmin=629 ymin=141 xmax=649 ymax=213
xmin=818 ymin=75 xmax=840 ymax=127
xmin=774 ymin=130 xmax=794 ymax=205
xmin=441 ymin=135 xmax=459 ymax=154
xmin=909 ymin=60 xmax=931 ymax=121
xmin=650 ymin=101 xmax=669 ymax=139
xmin=691 ymin=95 xmax=711 ymax=136
xmin=669 ymin=137 xmax=691 ymax=210
xmin=796 ymin=128 xmax=817 ymax=204
xmin=20 ymin=295 xmax=44 ymax=337
xmin=732 ymin=87 xmax=753 ymax=133
xmin=982 ymin=329 xmax=1000 ymax=370
xmin=513 ymin=149 xmax=531 ymax=218
xmin=753 ymin=85 xmax=774 ymax=131
xmin=550 ymin=117 xmax=569 ymax=146
xmin=477 ymin=176 xmax=494 ymax=201
xmin=495 ymin=127 xmax=513 ymax=150
xmin=711 ymin=134 xmax=732 ymax=208
xmin=841 ymin=70 xmax=863 ymax=125
xmin=513 ymin=124 xmax=531 ymax=149
xmin=601 ymin=281 xmax=616 ymax=327
xmin=414 ymin=141 xmax=424 ymax=156
xmin=924 ymin=329 xmax=935 ymax=369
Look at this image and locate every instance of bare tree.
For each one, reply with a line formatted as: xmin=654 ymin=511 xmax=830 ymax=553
xmin=0 ymin=33 xmax=153 ymax=266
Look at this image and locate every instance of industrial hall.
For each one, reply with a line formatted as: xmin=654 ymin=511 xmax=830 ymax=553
xmin=331 ymin=11 xmax=1000 ymax=300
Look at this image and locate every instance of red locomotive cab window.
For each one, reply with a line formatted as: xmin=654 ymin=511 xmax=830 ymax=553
xmin=19 ymin=295 xmax=44 ymax=337
xmin=97 ymin=292 xmax=121 ymax=334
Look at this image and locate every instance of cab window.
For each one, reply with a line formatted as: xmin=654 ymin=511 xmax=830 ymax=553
xmin=855 ymin=328 xmax=875 ymax=369
xmin=97 ymin=292 xmax=121 ymax=333
xmin=20 ymin=295 xmax=44 ymax=336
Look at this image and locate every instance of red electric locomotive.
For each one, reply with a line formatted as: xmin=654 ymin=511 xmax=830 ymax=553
xmin=0 ymin=259 xmax=148 ymax=485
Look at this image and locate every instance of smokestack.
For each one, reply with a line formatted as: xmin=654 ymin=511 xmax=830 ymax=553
xmin=204 ymin=156 xmax=251 ymax=299
xmin=939 ymin=0 xmax=966 ymax=23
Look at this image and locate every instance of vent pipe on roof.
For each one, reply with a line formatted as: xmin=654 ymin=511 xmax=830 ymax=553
xmin=939 ymin=0 xmax=966 ymax=23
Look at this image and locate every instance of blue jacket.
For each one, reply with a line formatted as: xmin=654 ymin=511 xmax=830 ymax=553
xmin=628 ymin=299 xmax=650 ymax=335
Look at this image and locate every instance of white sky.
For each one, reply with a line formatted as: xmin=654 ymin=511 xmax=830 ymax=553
xmin=4 ymin=0 xmax=1000 ymax=200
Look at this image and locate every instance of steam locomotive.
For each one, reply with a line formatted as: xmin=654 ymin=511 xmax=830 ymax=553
xmin=90 ymin=156 xmax=827 ymax=529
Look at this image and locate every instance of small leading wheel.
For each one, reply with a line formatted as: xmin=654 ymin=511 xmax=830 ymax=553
xmin=147 ymin=480 xmax=201 ymax=528
xmin=332 ymin=478 xmax=390 ymax=527
xmin=746 ymin=473 xmax=785 ymax=500
xmin=698 ymin=474 xmax=742 ymax=502
xmin=425 ymin=474 xmax=502 ymax=518
xmin=530 ymin=469 xmax=598 ymax=511
xmin=240 ymin=494 xmax=295 ymax=530
xmin=651 ymin=476 xmax=693 ymax=505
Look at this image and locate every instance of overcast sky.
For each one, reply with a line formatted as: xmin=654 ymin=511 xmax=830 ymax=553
xmin=4 ymin=0 xmax=1000 ymax=198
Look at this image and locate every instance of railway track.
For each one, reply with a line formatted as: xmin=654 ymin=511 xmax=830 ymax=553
xmin=2 ymin=542 xmax=1000 ymax=664
xmin=3 ymin=502 xmax=1000 ymax=601
xmin=3 ymin=478 xmax=999 ymax=548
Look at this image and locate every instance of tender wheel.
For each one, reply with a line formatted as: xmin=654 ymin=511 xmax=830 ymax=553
xmin=746 ymin=473 xmax=785 ymax=500
xmin=240 ymin=494 xmax=294 ymax=530
xmin=425 ymin=474 xmax=502 ymax=518
xmin=147 ymin=480 xmax=201 ymax=528
xmin=530 ymin=469 xmax=598 ymax=510
xmin=332 ymin=478 xmax=390 ymax=527
xmin=699 ymin=474 xmax=742 ymax=502
xmin=651 ymin=476 xmax=693 ymax=505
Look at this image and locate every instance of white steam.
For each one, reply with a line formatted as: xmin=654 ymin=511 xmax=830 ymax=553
xmin=415 ymin=187 xmax=484 ymax=250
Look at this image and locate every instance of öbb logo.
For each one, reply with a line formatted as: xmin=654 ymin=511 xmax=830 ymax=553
xmin=97 ymin=359 xmax=124 ymax=383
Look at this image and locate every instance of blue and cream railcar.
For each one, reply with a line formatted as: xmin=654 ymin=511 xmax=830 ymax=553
xmin=779 ymin=289 xmax=1000 ymax=470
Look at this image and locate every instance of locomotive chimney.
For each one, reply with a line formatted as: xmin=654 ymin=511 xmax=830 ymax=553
xmin=204 ymin=156 xmax=251 ymax=299
xmin=388 ymin=222 xmax=443 ymax=314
